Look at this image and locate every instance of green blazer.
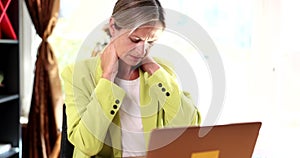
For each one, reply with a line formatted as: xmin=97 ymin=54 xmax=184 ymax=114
xmin=61 ymin=57 xmax=201 ymax=158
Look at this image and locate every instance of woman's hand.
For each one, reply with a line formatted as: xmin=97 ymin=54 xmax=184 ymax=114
xmin=141 ymin=56 xmax=160 ymax=75
xmin=100 ymin=43 xmax=119 ymax=81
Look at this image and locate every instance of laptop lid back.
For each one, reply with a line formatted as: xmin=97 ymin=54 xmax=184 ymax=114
xmin=147 ymin=122 xmax=262 ymax=158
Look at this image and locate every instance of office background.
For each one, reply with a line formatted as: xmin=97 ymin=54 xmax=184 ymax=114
xmin=19 ymin=0 xmax=299 ymax=157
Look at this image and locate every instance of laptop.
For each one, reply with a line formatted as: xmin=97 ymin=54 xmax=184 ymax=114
xmin=146 ymin=122 xmax=262 ymax=158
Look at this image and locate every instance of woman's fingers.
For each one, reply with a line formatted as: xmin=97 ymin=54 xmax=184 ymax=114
xmin=141 ymin=56 xmax=160 ymax=75
xmin=101 ymin=43 xmax=119 ymax=81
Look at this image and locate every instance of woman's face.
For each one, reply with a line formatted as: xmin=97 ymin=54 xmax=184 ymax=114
xmin=111 ymin=23 xmax=163 ymax=66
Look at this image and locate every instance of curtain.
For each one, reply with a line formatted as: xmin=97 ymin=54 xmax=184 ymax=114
xmin=23 ymin=0 xmax=63 ymax=157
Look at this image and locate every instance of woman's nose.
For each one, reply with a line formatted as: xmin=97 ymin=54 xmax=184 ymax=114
xmin=135 ymin=42 xmax=150 ymax=55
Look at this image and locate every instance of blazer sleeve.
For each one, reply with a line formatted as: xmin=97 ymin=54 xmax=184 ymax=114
xmin=145 ymin=62 xmax=201 ymax=127
xmin=61 ymin=61 xmax=125 ymax=156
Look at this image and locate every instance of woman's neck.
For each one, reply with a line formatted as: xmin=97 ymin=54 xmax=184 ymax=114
xmin=117 ymin=61 xmax=139 ymax=80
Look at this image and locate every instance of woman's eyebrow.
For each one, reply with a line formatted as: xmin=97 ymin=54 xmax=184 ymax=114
xmin=129 ymin=35 xmax=141 ymax=39
xmin=129 ymin=34 xmax=158 ymax=42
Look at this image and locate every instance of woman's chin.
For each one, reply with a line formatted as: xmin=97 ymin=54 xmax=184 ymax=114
xmin=123 ymin=59 xmax=142 ymax=67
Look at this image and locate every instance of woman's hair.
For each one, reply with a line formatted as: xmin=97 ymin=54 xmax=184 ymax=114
xmin=104 ymin=0 xmax=165 ymax=37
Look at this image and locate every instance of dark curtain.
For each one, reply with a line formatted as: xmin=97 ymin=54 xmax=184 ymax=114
xmin=23 ymin=0 xmax=63 ymax=157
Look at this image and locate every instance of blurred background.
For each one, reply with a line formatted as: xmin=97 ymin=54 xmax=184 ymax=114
xmin=20 ymin=0 xmax=300 ymax=157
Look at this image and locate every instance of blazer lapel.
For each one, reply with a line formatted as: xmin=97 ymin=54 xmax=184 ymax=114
xmin=139 ymin=69 xmax=160 ymax=148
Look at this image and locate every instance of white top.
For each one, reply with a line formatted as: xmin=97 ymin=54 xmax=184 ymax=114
xmin=115 ymin=77 xmax=146 ymax=157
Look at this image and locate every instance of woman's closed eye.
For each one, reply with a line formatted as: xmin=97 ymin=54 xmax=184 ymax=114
xmin=129 ymin=36 xmax=156 ymax=47
xmin=147 ymin=40 xmax=155 ymax=45
xmin=129 ymin=37 xmax=141 ymax=43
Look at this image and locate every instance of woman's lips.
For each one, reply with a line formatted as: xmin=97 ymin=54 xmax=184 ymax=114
xmin=130 ymin=55 xmax=143 ymax=60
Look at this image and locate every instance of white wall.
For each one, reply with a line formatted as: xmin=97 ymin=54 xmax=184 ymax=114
xmin=160 ymin=0 xmax=300 ymax=157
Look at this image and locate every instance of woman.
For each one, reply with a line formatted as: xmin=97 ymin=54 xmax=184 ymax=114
xmin=61 ymin=0 xmax=201 ymax=157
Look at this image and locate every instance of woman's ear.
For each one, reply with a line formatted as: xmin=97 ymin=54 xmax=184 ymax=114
xmin=109 ymin=18 xmax=116 ymax=37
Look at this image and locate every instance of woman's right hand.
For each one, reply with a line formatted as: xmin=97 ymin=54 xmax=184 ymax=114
xmin=100 ymin=43 xmax=119 ymax=81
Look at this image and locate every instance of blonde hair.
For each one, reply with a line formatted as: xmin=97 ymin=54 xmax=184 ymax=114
xmin=103 ymin=0 xmax=165 ymax=37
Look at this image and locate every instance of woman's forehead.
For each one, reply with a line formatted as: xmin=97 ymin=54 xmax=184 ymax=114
xmin=129 ymin=24 xmax=163 ymax=39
